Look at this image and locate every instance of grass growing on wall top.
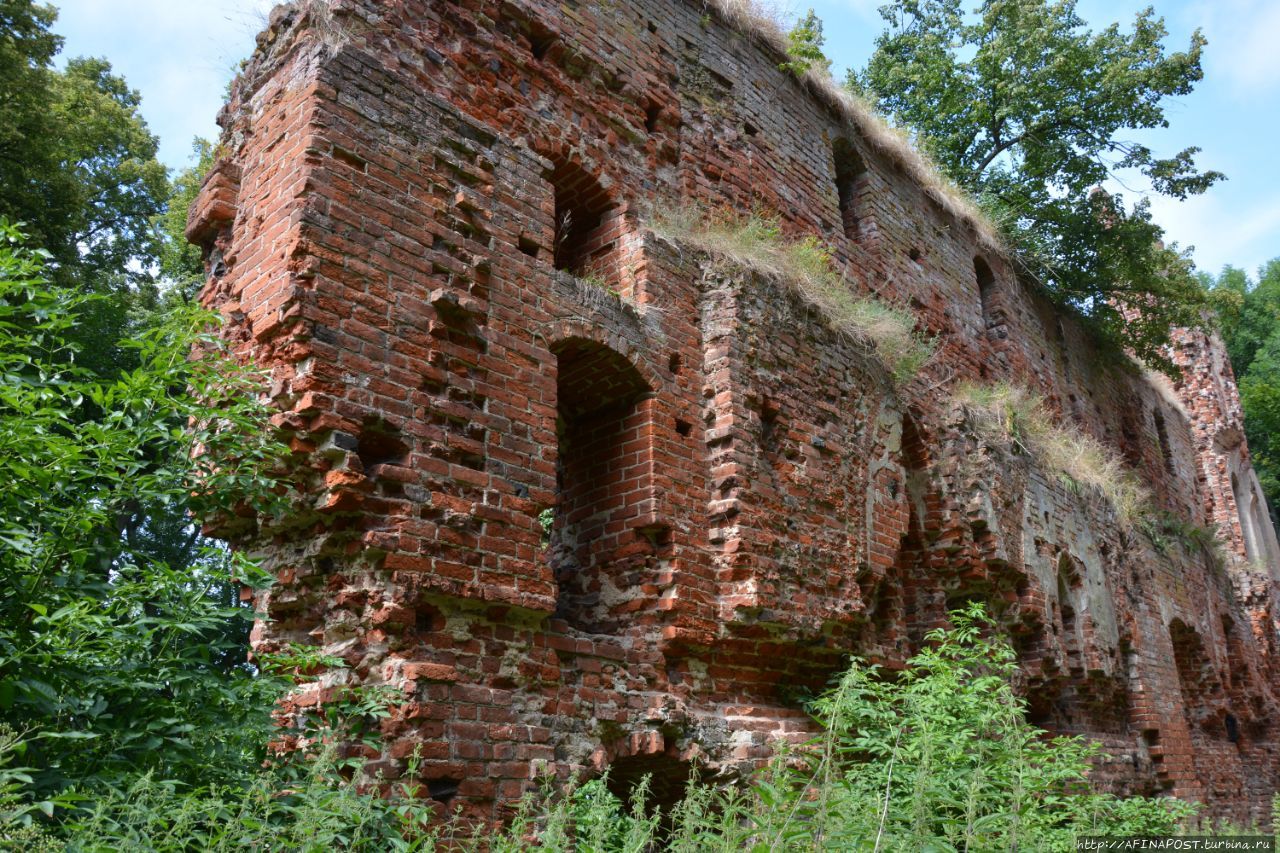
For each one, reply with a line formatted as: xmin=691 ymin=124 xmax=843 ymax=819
xmin=701 ymin=0 xmax=1003 ymax=252
xmin=649 ymin=207 xmax=935 ymax=384
xmin=956 ymin=382 xmax=1150 ymax=527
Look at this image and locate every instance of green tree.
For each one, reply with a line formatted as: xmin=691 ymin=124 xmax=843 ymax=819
xmin=1208 ymin=260 xmax=1280 ymax=378
xmin=0 ymin=2 xmax=169 ymax=375
xmin=1240 ymin=344 xmax=1280 ymax=521
xmin=1208 ymin=259 xmax=1280 ymax=519
xmin=782 ymin=9 xmax=830 ymax=76
xmin=155 ymin=139 xmax=215 ymax=302
xmin=853 ymin=0 xmax=1224 ymax=369
xmin=0 ymin=222 xmax=287 ymax=802
xmin=0 ymin=1 xmax=62 ymax=247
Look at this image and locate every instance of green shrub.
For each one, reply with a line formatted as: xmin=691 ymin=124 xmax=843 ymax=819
xmin=3 ymin=604 xmax=1195 ymax=850
xmin=0 ymin=220 xmax=288 ymax=806
xmin=744 ymin=603 xmax=1193 ymax=851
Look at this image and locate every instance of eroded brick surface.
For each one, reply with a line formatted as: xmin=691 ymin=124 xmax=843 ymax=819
xmin=194 ymin=0 xmax=1280 ymax=823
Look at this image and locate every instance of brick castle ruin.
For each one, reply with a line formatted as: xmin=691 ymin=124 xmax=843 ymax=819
xmin=188 ymin=0 xmax=1280 ymax=823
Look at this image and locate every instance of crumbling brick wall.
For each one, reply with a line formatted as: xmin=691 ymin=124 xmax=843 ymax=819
xmin=190 ymin=0 xmax=1280 ymax=824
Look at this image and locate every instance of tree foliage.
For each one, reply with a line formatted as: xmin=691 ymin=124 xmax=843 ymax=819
xmin=0 ymin=222 xmax=288 ymax=804
xmin=155 ymin=139 xmax=216 ymax=302
xmin=0 ymin=1 xmax=169 ymax=375
xmin=782 ymin=9 xmax=830 ymax=76
xmin=853 ymin=0 xmax=1224 ymax=368
xmin=1208 ymin=260 xmax=1280 ymax=379
xmin=1207 ymin=260 xmax=1280 ymax=520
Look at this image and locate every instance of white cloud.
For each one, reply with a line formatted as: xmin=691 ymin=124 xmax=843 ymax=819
xmin=54 ymin=0 xmax=274 ymax=168
xmin=1147 ymin=192 xmax=1280 ymax=276
xmin=1190 ymin=0 xmax=1280 ymax=95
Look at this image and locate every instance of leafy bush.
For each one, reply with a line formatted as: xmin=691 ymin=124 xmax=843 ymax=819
xmin=649 ymin=207 xmax=934 ymax=383
xmin=0 ymin=220 xmax=288 ymax=804
xmin=2 ymin=599 xmax=1194 ymax=849
xmin=57 ymin=746 xmax=435 ymax=853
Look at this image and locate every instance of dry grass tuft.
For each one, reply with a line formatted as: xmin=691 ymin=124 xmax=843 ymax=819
xmin=700 ymin=0 xmax=1003 ymax=253
xmin=955 ymin=382 xmax=1150 ymax=526
xmin=650 ymin=206 xmax=934 ymax=383
xmin=298 ymin=0 xmax=352 ymax=54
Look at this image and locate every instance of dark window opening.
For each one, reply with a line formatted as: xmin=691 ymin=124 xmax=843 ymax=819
xmin=549 ymin=157 xmax=621 ymax=284
xmin=1153 ymin=409 xmax=1174 ymax=476
xmin=518 ymin=234 xmax=540 ymax=257
xmin=643 ymin=100 xmax=661 ymax=133
xmin=667 ymin=353 xmax=682 ymax=374
xmin=674 ymin=418 xmax=692 ymax=437
xmin=760 ymin=399 xmax=782 ymax=457
xmin=604 ymin=754 xmax=696 ymax=821
xmin=528 ymin=21 xmax=557 ymax=60
xmin=1120 ymin=409 xmax=1143 ymax=469
xmin=357 ymin=417 xmax=408 ymax=470
xmin=427 ymin=777 xmax=461 ymax=805
xmin=1225 ymin=713 xmax=1240 ymax=744
xmin=832 ymin=138 xmax=868 ymax=242
xmin=908 ymin=247 xmax=923 ymax=264
xmin=415 ymin=604 xmax=444 ymax=635
xmin=975 ymin=256 xmax=997 ymax=331
xmin=550 ymin=339 xmax=653 ymax=633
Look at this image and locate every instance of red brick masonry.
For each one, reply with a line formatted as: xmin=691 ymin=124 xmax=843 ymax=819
xmin=191 ymin=0 xmax=1280 ymax=824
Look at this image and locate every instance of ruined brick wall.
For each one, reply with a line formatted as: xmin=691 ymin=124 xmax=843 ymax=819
xmin=191 ymin=0 xmax=1280 ymax=823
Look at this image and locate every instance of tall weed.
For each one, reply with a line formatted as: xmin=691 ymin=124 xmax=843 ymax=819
xmin=5 ymin=606 xmax=1195 ymax=851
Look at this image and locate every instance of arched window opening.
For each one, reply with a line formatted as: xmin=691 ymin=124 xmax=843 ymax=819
xmin=1233 ymin=473 xmax=1258 ymax=561
xmin=549 ymin=158 xmax=622 ymax=285
xmin=1225 ymin=712 xmax=1240 ymax=744
xmin=1056 ymin=554 xmax=1085 ymax=673
xmin=832 ymin=138 xmax=868 ymax=242
xmin=549 ymin=338 xmax=653 ymax=633
xmin=974 ymin=256 xmax=997 ymax=331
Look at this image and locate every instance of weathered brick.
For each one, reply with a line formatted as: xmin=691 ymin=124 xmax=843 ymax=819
xmin=198 ymin=0 xmax=1280 ymax=826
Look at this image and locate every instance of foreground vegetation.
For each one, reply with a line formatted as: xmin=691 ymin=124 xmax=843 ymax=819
xmin=3 ymin=602 xmax=1196 ymax=851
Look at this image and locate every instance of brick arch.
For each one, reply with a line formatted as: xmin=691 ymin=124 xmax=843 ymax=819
xmin=544 ymin=320 xmax=666 ymax=393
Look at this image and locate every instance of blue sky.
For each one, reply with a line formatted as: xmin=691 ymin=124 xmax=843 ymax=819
xmin=51 ymin=0 xmax=1280 ymax=278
